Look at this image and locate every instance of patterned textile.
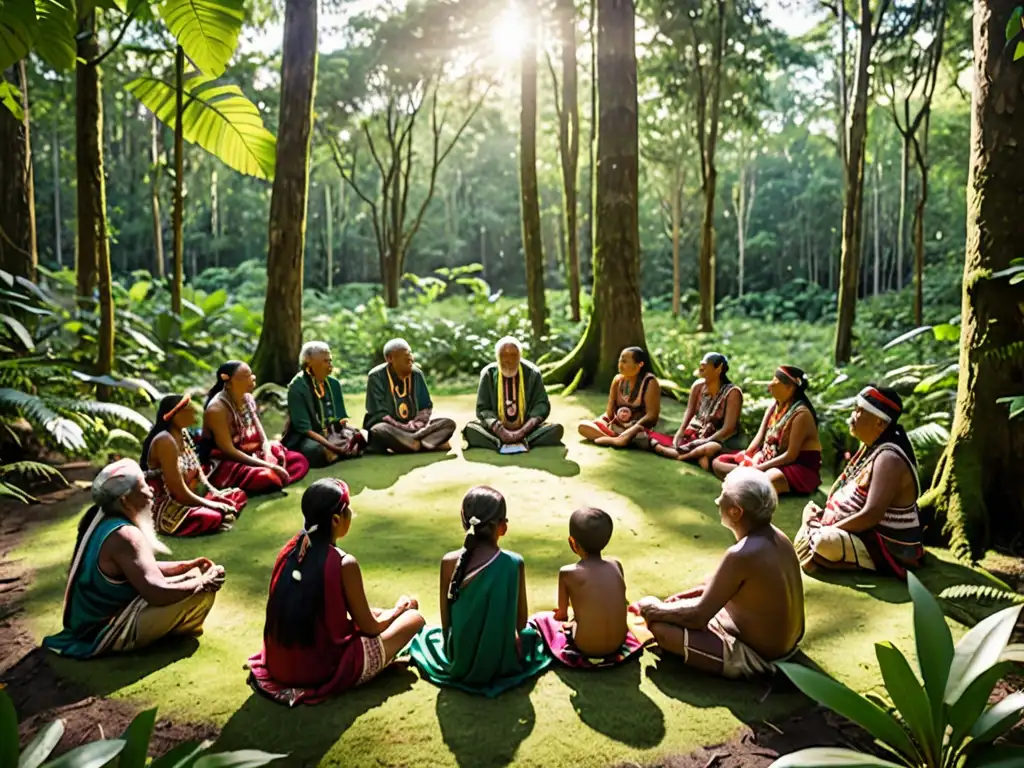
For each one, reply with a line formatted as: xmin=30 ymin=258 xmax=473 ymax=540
xmin=689 ymin=381 xmax=739 ymax=440
xmin=529 ymin=611 xmax=648 ymax=669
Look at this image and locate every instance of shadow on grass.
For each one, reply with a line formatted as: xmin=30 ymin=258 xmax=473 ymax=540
xmin=213 ymin=666 xmax=418 ymax=768
xmin=435 ymin=678 xmax=537 ymax=768
xmin=461 ymin=446 xmax=581 ymax=478
xmin=328 ymin=452 xmax=459 ymax=495
xmin=554 ymin=661 xmax=665 ymax=748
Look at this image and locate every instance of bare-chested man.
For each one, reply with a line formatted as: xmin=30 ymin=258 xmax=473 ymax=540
xmin=634 ymin=467 xmax=804 ymax=679
xmin=552 ymin=507 xmax=628 ymax=657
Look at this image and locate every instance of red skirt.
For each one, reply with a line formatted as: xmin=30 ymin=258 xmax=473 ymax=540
xmin=207 ymin=442 xmax=310 ymax=495
xmin=717 ymin=450 xmax=822 ymax=495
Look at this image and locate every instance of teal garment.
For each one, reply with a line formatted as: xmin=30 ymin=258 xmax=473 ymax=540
xmin=408 ymin=550 xmax=552 ymax=697
xmin=43 ymin=515 xmax=138 ymax=658
xmin=363 ymin=364 xmax=433 ymax=429
xmin=282 ymin=372 xmax=348 ymax=449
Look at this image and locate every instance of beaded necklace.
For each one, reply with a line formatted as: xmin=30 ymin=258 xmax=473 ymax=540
xmin=307 ymin=372 xmax=337 ymax=432
xmin=386 ymin=367 xmax=415 ymax=421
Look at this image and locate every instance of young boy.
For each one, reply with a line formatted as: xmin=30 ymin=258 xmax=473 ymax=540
xmin=551 ymin=507 xmax=629 ymax=658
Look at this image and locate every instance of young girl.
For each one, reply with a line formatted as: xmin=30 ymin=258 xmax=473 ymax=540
xmin=201 ymin=360 xmax=309 ymax=495
xmin=409 ymin=486 xmax=551 ymax=696
xmin=247 ymin=479 xmax=425 ymax=705
xmin=141 ymin=393 xmax=247 ymax=536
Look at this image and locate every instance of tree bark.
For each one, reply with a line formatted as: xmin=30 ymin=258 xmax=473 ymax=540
xmin=251 ymin=0 xmax=317 ymax=385
xmin=150 ymin=114 xmax=164 ymax=278
xmin=325 ymin=184 xmax=334 ymax=290
xmin=873 ymin=153 xmax=881 ymax=296
xmin=556 ymin=0 xmax=581 ymax=322
xmin=912 ymin=123 xmax=929 ymax=326
xmin=833 ymin=0 xmax=874 ymax=364
xmin=544 ymin=0 xmax=650 ymax=390
xmin=53 ymin=110 xmax=62 ymax=269
xmin=0 ymin=60 xmax=37 ymax=281
xmin=919 ymin=0 xmax=1024 ymax=560
xmin=171 ymin=45 xmax=184 ymax=314
xmin=520 ymin=0 xmax=548 ymax=343
xmin=671 ymin=164 xmax=683 ymax=316
xmin=732 ymin=160 xmax=756 ymax=298
xmin=897 ymin=133 xmax=909 ymax=289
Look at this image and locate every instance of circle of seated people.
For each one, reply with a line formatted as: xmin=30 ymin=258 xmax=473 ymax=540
xmin=43 ymin=338 xmax=924 ymax=703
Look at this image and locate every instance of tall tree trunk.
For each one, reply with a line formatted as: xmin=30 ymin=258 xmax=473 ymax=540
xmin=582 ymin=0 xmax=597 ymax=284
xmin=479 ymin=225 xmax=488 ymax=283
xmin=520 ymin=0 xmax=548 ymax=343
xmin=150 ymin=114 xmax=164 ymax=278
xmin=76 ymin=14 xmax=113 ymax=396
xmin=912 ymin=128 xmax=928 ymax=326
xmin=671 ymin=164 xmax=683 ymax=316
xmin=0 ymin=60 xmax=37 ymax=280
xmin=53 ymin=110 xmax=62 ymax=269
xmin=697 ymin=0 xmax=726 ymax=332
xmin=833 ymin=0 xmax=874 ymax=364
xmin=557 ymin=0 xmax=581 ymax=322
xmin=732 ymin=161 xmax=756 ymax=298
xmin=325 ymin=183 xmax=334 ymax=290
xmin=171 ymin=45 xmax=184 ymax=314
xmin=251 ymin=0 xmax=317 ymax=385
xmin=897 ymin=133 xmax=909 ymax=290
xmin=544 ymin=0 xmax=649 ymax=389
xmin=873 ymin=152 xmax=881 ymax=296
xmin=919 ymin=0 xmax=1024 ymax=560
xmin=210 ymin=168 xmax=219 ymax=268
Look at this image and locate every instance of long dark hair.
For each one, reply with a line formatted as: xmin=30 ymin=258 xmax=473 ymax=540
xmin=778 ymin=365 xmax=818 ymax=426
xmin=205 ymin=361 xmax=245 ymax=408
xmin=447 ymin=486 xmax=507 ymax=604
xmin=704 ymin=352 xmax=731 ymax=385
xmin=871 ymin=384 xmax=918 ymax=468
xmin=624 ymin=346 xmax=650 ymax=373
xmin=265 ymin=479 xmax=351 ymax=648
xmin=140 ymin=395 xmax=188 ymax=471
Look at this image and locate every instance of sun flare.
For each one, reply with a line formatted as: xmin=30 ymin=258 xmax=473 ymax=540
xmin=489 ymin=7 xmax=528 ymax=65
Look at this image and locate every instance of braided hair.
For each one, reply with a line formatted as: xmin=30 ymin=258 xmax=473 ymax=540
xmin=264 ymin=479 xmax=351 ymax=648
xmin=447 ymin=486 xmax=507 ymax=604
xmin=140 ymin=394 xmax=188 ymax=471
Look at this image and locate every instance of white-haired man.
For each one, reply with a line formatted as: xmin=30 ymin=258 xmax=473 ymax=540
xmin=634 ymin=467 xmax=804 ymax=679
xmin=463 ymin=336 xmax=564 ymax=451
xmin=363 ymin=338 xmax=457 ymax=453
xmin=282 ymin=341 xmax=366 ymax=467
xmin=43 ymin=459 xmax=224 ymax=658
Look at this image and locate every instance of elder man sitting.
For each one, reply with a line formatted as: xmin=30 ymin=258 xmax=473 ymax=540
xmin=43 ymin=459 xmax=225 ymax=658
xmin=633 ymin=468 xmax=804 ymax=679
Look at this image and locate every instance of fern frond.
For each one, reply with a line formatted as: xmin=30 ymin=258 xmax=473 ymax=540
xmin=984 ymin=340 xmax=1024 ymax=362
xmin=0 ymin=388 xmax=86 ymax=452
xmin=0 ymin=461 xmax=67 ymax=484
xmin=0 ymin=481 xmax=35 ymax=504
xmin=102 ymin=428 xmax=143 ymax=454
xmin=49 ymin=398 xmax=153 ymax=433
xmin=907 ymin=422 xmax=951 ymax=450
xmin=939 ymin=584 xmax=1024 ymax=605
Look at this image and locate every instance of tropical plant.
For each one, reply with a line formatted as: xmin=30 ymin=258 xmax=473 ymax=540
xmin=0 ymin=687 xmax=285 ymax=767
xmin=771 ymin=571 xmax=1024 ymax=767
xmin=0 ymin=460 xmax=66 ymax=503
xmin=1007 ymin=7 xmax=1023 ymax=61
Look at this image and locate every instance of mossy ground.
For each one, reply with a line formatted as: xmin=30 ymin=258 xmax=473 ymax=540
xmin=14 ymin=395 xmax=1000 ymax=767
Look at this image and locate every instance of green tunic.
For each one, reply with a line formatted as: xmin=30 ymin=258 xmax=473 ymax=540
xmin=282 ymin=372 xmax=348 ymax=450
xmin=43 ymin=515 xmax=138 ymax=658
xmin=408 ymin=550 xmax=552 ymax=696
xmin=363 ymin=363 xmax=433 ymax=429
xmin=475 ymin=360 xmax=550 ymax=426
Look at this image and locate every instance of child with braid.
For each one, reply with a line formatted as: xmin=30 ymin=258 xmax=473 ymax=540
xmin=408 ymin=486 xmax=552 ymax=696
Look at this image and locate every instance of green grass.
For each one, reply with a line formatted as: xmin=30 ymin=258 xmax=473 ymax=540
xmin=14 ymin=395 xmax=1003 ymax=767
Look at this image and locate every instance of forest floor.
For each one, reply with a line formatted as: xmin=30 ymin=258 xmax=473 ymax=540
xmin=2 ymin=394 xmax=1019 ymax=767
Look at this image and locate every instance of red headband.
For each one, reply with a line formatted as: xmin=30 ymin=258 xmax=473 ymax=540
xmin=861 ymin=386 xmax=901 ymax=413
xmin=776 ymin=366 xmax=803 ymax=386
xmin=331 ymin=478 xmax=351 ymax=514
xmin=163 ymin=395 xmax=192 ymax=421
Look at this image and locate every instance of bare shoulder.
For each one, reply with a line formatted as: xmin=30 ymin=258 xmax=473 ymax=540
xmin=559 ymin=562 xmax=581 ymax=581
xmin=442 ymin=549 xmax=463 ymax=564
xmin=875 ymin=449 xmax=906 ymax=472
xmin=106 ymin=524 xmax=144 ymax=558
xmin=151 ymin=431 xmax=178 ymax=455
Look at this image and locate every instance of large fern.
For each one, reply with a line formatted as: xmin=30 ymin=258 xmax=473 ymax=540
xmin=907 ymin=421 xmax=951 ymax=452
xmin=50 ymin=398 xmax=153 ymax=433
xmin=0 ymin=460 xmax=67 ymax=504
xmin=939 ymin=584 xmax=1024 ymax=606
xmin=0 ymin=388 xmax=86 ymax=452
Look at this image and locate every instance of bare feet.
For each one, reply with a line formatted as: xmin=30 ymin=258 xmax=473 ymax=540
xmin=698 ymin=456 xmax=711 ymax=471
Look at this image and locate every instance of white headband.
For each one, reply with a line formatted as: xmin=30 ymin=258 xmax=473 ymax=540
xmin=856 ymin=395 xmax=892 ymax=423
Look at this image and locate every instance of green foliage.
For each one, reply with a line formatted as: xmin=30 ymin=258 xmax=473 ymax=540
xmin=127 ymin=73 xmax=276 ymax=180
xmin=158 ymin=0 xmax=244 ymax=78
xmin=0 ymin=689 xmax=285 ymax=767
xmin=772 ymin=572 xmax=1024 ymax=767
xmin=1007 ymin=7 xmax=1024 ymax=61
xmin=939 ymin=584 xmax=1024 ymax=607
xmin=716 ymin=280 xmax=837 ymax=324
xmin=0 ymin=460 xmax=66 ymax=503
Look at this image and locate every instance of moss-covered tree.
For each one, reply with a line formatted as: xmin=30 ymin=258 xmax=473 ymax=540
xmin=251 ymin=0 xmax=317 ymax=385
xmin=0 ymin=59 xmax=37 ymax=280
xmin=520 ymin=0 xmax=547 ymax=343
xmin=918 ymin=0 xmax=1024 ymax=561
xmin=543 ymin=0 xmax=650 ymax=391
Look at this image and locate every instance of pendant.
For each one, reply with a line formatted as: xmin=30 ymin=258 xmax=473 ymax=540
xmin=506 ymin=401 xmax=517 ymax=419
xmin=398 ymin=402 xmax=409 ymax=420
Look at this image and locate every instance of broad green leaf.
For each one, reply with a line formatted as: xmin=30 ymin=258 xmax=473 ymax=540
xmin=128 ymin=280 xmax=152 ymax=303
xmin=971 ymin=691 xmax=1024 ymax=743
xmin=874 ymin=642 xmax=937 ymax=762
xmin=0 ymin=0 xmax=35 ymax=71
xmin=948 ymin=662 xmax=1015 ymax=756
xmin=931 ymin=323 xmax=960 ymax=342
xmin=126 ymin=74 xmax=276 ymax=180
xmin=883 ymin=326 xmax=932 ymax=350
xmin=190 ymin=751 xmax=287 ymax=768
xmin=907 ymin=571 xmax=953 ymax=723
xmin=43 ymin=740 xmax=126 ymax=768
xmin=201 ymin=288 xmax=227 ymax=314
xmin=117 ymin=707 xmax=157 ymax=768
xmin=1 ymin=689 xmax=18 ymax=768
xmin=1015 ymin=40 xmax=1024 ymax=61
xmin=158 ymin=0 xmax=244 ymax=78
xmin=33 ymin=0 xmax=76 ymax=70
xmin=945 ymin=604 xmax=1023 ymax=704
xmin=996 ymin=396 xmax=1024 ymax=420
xmin=0 ymin=313 xmax=34 ymax=351
xmin=19 ymin=719 xmax=65 ymax=768
xmin=770 ymin=747 xmax=906 ymax=767
xmin=777 ymin=663 xmax=919 ymax=762
xmin=149 ymin=742 xmax=208 ymax=768
xmin=0 ymin=77 xmax=24 ymax=120
xmin=1007 ymin=7 xmax=1023 ymax=44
